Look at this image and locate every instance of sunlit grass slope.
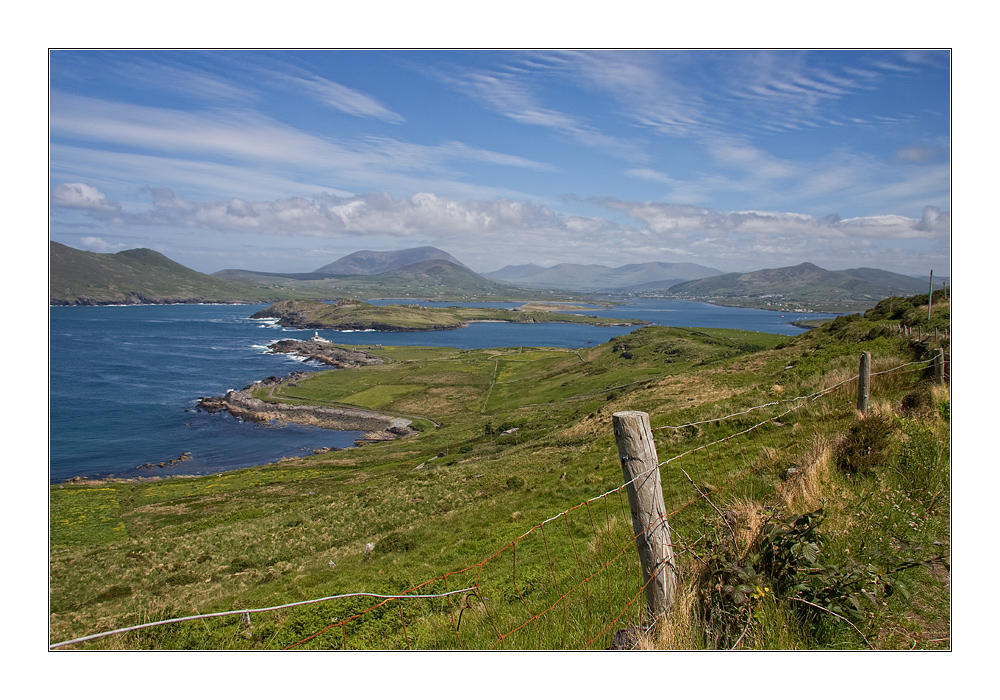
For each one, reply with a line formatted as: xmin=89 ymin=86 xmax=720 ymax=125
xmin=50 ymin=308 xmax=949 ymax=650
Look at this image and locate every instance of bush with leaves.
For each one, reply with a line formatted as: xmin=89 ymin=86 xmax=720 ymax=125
xmin=758 ymin=509 xmax=895 ymax=628
xmin=696 ymin=508 xmax=912 ymax=648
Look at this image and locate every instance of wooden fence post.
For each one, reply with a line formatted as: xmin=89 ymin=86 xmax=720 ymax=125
xmin=928 ymin=270 xmax=934 ymax=322
xmin=857 ymin=351 xmax=871 ymax=413
xmin=612 ymin=411 xmax=676 ymax=618
xmin=934 ymin=347 xmax=945 ymax=384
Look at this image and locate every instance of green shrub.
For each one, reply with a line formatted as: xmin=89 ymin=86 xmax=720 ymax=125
xmin=937 ymin=400 xmax=950 ymax=421
xmin=836 ymin=413 xmax=895 ymax=476
xmin=698 ymin=508 xmax=908 ymax=648
xmin=901 ymin=387 xmax=934 ymax=417
xmin=378 ymin=531 xmax=417 ymax=553
xmin=505 ymin=476 xmax=525 ymax=490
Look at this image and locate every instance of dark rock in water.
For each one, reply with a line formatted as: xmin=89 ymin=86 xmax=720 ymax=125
xmin=265 ymin=340 xmax=385 ymax=368
xmin=197 ymin=396 xmax=229 ymax=413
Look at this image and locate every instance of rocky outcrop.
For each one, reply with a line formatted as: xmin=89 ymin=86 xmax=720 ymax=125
xmin=266 ymin=340 xmax=387 ymax=367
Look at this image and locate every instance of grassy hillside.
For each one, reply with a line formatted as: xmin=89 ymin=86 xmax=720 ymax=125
xmin=50 ymin=242 xmax=279 ymax=305
xmin=863 ymin=289 xmax=950 ymax=332
xmin=252 ymin=299 xmax=643 ymax=330
xmin=49 ymin=298 xmax=949 ymax=650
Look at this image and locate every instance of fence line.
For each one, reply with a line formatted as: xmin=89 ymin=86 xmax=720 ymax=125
xmin=49 ymin=586 xmax=478 ymax=650
xmin=51 ymin=354 xmax=940 ymax=650
xmin=653 ymin=357 xmax=935 ymax=433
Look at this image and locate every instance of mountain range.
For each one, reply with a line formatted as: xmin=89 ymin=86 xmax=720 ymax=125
xmin=50 ymin=242 xmax=941 ymax=311
xmin=214 ymin=246 xmax=466 ymax=281
xmin=667 ymin=262 xmax=930 ymax=306
xmin=483 ymin=261 xmax=721 ymax=291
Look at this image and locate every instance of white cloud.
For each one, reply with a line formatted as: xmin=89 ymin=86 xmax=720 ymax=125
xmin=598 ymin=197 xmax=948 ymax=241
xmin=79 ymin=236 xmax=128 ymax=253
xmin=589 ymin=197 xmax=949 ymax=271
xmin=51 ymin=184 xmax=950 ymax=274
xmin=893 ymin=145 xmax=947 ymax=163
xmin=295 ymin=76 xmax=405 ymax=123
xmin=436 ymin=66 xmax=647 ymax=160
xmin=49 ymin=93 xmax=553 ymax=193
xmin=51 ymin=183 xmax=123 ymax=220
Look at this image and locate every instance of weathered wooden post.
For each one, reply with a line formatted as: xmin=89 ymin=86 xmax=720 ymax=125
xmin=934 ymin=347 xmax=945 ymax=385
xmin=928 ymin=270 xmax=934 ymax=322
xmin=857 ymin=351 xmax=871 ymax=413
xmin=612 ymin=411 xmax=676 ymax=618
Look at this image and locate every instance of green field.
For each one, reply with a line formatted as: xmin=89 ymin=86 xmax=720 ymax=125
xmin=50 ymin=302 xmax=950 ymax=650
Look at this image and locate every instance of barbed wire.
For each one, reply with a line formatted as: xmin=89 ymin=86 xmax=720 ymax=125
xmin=50 ymin=586 xmax=476 ymax=649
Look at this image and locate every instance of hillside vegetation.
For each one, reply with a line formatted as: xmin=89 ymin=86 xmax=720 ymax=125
xmin=49 ymin=242 xmax=277 ymax=305
xmin=50 ymin=295 xmax=949 ymax=650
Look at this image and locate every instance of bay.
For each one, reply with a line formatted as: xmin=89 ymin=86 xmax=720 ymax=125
xmin=49 ymin=299 xmax=835 ymax=484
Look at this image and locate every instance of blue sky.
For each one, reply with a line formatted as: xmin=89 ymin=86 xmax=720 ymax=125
xmin=49 ymin=49 xmax=950 ymax=275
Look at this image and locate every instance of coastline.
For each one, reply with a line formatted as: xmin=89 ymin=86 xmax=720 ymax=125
xmin=196 ymin=371 xmax=416 ymax=444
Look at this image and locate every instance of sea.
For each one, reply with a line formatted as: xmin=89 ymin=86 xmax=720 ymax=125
xmin=49 ymin=299 xmax=835 ymax=484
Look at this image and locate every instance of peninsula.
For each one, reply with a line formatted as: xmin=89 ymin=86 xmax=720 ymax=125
xmin=251 ymin=299 xmax=643 ymax=331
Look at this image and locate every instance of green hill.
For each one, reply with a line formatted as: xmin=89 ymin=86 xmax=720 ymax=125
xmin=313 ymin=246 xmax=467 ymax=275
xmin=50 ymin=242 xmax=278 ymax=305
xmin=667 ymin=262 xmax=930 ymax=312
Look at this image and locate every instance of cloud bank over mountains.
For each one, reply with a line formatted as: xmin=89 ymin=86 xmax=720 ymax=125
xmin=52 ymin=184 xmax=949 ymax=274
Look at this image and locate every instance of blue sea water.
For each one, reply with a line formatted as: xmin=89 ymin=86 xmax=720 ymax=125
xmin=49 ymin=300 xmax=834 ymax=484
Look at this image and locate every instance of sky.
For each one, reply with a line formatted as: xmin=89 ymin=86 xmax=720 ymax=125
xmin=48 ymin=49 xmax=951 ymax=276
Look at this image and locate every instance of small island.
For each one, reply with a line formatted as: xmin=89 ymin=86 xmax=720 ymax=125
xmin=251 ymin=299 xmax=643 ymax=331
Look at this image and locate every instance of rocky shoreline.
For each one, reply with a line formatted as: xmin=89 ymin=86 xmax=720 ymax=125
xmin=60 ymin=342 xmax=408 ymax=485
xmin=265 ymin=338 xmax=389 ymax=367
xmin=50 ymin=291 xmax=262 ymax=306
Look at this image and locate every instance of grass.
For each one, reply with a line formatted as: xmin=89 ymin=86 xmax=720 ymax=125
xmin=49 ymin=300 xmax=950 ymax=650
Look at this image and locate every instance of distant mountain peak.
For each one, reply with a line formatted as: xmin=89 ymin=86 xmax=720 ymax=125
xmin=482 ymin=260 xmax=722 ymax=291
xmin=313 ymin=247 xmax=466 ymax=276
xmin=667 ymin=261 xmax=929 ymax=304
